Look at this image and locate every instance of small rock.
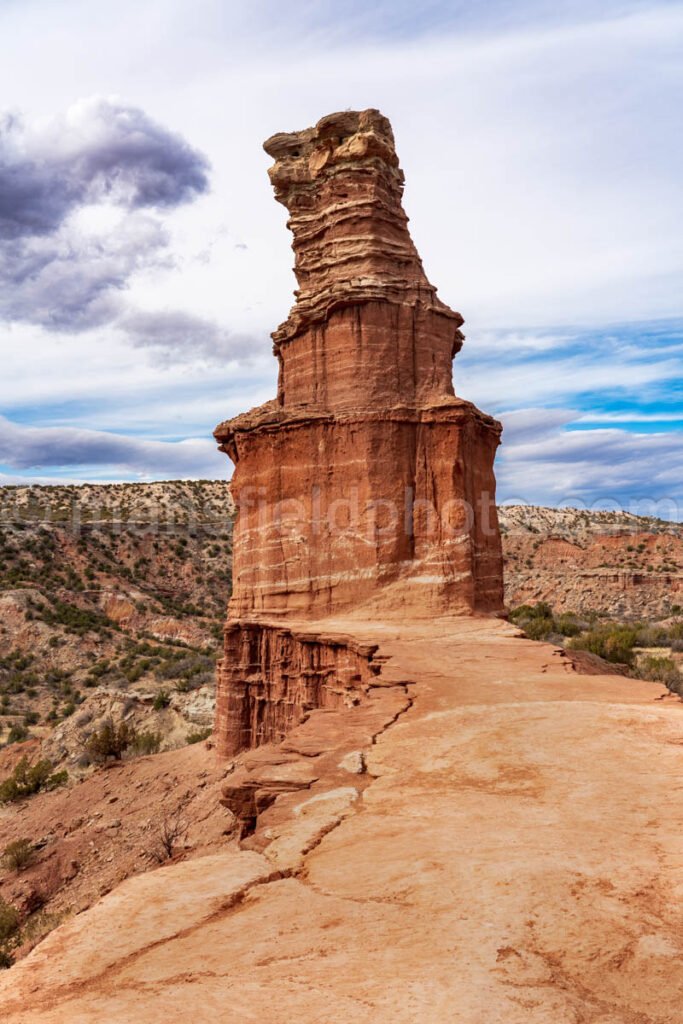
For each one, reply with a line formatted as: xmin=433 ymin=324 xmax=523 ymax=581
xmin=64 ymin=859 xmax=80 ymax=880
xmin=337 ymin=750 xmax=366 ymax=774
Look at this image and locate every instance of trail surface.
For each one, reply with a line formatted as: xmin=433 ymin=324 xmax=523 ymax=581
xmin=2 ymin=618 xmax=682 ymax=1023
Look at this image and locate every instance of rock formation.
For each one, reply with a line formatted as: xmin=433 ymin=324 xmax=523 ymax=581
xmin=3 ymin=116 xmax=683 ymax=1024
xmin=3 ymin=619 xmax=682 ymax=1024
xmin=214 ymin=109 xmax=504 ymax=756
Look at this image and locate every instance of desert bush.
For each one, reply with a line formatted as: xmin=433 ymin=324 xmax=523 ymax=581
xmin=510 ymin=602 xmax=553 ymax=622
xmin=520 ymin=616 xmax=556 ymax=641
xmin=131 ymin=730 xmax=162 ymax=756
xmin=635 ymin=624 xmax=672 ymax=648
xmin=2 ymin=838 xmax=34 ymax=872
xmin=0 ymin=898 xmax=19 ymax=943
xmin=149 ymin=813 xmax=189 ymax=863
xmin=20 ymin=908 xmax=63 ymax=947
xmin=666 ymin=621 xmax=683 ymax=642
xmin=509 ymin=602 xmax=557 ymax=641
xmin=637 ymin=656 xmax=682 ymax=693
xmin=86 ymin=719 xmax=134 ymax=762
xmin=186 ymin=727 xmax=211 ymax=745
xmin=0 ymin=758 xmax=67 ymax=803
xmin=554 ymin=614 xmax=583 ymax=638
xmin=570 ymin=624 xmax=639 ymax=666
xmin=156 ymin=654 xmax=214 ymax=688
xmin=6 ymin=723 xmax=29 ymax=744
xmin=39 ymin=600 xmax=113 ymax=635
xmin=153 ymin=689 xmax=170 ymax=710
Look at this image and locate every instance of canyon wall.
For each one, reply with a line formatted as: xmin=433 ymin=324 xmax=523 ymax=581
xmin=215 ymin=109 xmax=504 ymax=756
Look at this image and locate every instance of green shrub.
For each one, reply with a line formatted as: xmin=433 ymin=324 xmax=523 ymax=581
xmin=0 ymin=758 xmax=67 ymax=804
xmin=570 ymin=625 xmax=639 ymax=666
xmin=2 ymin=838 xmax=34 ymax=872
xmin=86 ymin=719 xmax=134 ymax=762
xmin=636 ymin=624 xmax=673 ymax=648
xmin=509 ymin=602 xmax=558 ymax=642
xmin=153 ymin=690 xmax=170 ymax=711
xmin=186 ymin=727 xmax=212 ymax=745
xmin=637 ymin=656 xmax=682 ymax=693
xmin=509 ymin=602 xmax=553 ymax=623
xmin=0 ymin=898 xmax=19 ymax=943
xmin=131 ymin=730 xmax=162 ymax=756
xmin=38 ymin=600 xmax=113 ymax=636
xmin=6 ymin=723 xmax=29 ymax=745
xmin=554 ymin=614 xmax=582 ymax=638
xmin=521 ymin=616 xmax=555 ymax=641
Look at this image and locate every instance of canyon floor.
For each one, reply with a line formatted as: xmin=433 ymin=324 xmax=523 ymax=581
xmin=1 ymin=615 xmax=681 ymax=1024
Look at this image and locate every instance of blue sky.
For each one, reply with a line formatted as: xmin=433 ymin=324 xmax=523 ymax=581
xmin=0 ymin=0 xmax=681 ymax=515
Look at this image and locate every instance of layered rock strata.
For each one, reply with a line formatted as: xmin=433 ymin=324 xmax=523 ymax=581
xmin=215 ymin=624 xmax=381 ymax=758
xmin=215 ymin=109 xmax=504 ymax=755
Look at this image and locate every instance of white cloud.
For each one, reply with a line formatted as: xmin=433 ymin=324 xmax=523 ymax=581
xmin=0 ymin=96 xmax=210 ymax=333
xmin=497 ymin=409 xmax=683 ymax=516
xmin=0 ymin=1 xmax=679 ymax=499
xmin=118 ymin=309 xmax=262 ymax=366
xmin=0 ymin=414 xmax=224 ymax=479
xmin=1 ymin=3 xmax=680 ymax=335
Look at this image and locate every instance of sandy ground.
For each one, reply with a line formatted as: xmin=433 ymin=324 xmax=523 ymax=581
xmin=1 ymin=616 xmax=682 ymax=1023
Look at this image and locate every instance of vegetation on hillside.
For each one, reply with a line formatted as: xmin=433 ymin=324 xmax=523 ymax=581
xmin=0 ymin=757 xmax=68 ymax=804
xmin=509 ymin=602 xmax=683 ymax=695
xmin=0 ymin=481 xmax=233 ymax=748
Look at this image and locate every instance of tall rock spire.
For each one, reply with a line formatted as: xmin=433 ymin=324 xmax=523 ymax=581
xmin=215 ymin=108 xmax=503 ymax=623
xmin=214 ymin=109 xmax=504 ymax=753
xmin=262 ymin=109 xmax=463 ymax=411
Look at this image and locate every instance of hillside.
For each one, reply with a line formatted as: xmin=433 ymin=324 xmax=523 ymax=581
xmin=500 ymin=504 xmax=683 ymax=618
xmin=0 ymin=481 xmax=233 ymax=756
xmin=0 ymin=482 xmax=680 ymax=762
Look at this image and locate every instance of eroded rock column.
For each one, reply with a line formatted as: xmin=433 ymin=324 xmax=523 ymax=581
xmin=214 ymin=109 xmax=504 ymax=755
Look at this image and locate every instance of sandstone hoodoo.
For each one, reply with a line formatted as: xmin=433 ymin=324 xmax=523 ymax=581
xmin=214 ymin=109 xmax=504 ymax=756
xmin=4 ymin=115 xmax=682 ymax=1024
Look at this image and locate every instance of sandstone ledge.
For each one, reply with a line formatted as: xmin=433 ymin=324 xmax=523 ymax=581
xmin=214 ymin=396 xmax=502 ymax=454
xmin=2 ymin=616 xmax=681 ymax=1023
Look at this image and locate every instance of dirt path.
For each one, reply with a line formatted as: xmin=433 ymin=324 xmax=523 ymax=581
xmin=1 ymin=617 xmax=682 ymax=1023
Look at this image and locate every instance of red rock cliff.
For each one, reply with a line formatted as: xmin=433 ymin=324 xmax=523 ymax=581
xmin=214 ymin=109 xmax=504 ymax=755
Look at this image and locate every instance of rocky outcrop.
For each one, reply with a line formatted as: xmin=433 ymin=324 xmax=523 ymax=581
xmin=215 ymin=624 xmax=380 ymax=757
xmin=215 ymin=108 xmax=503 ymax=626
xmin=214 ymin=109 xmax=504 ymax=758
xmin=263 ymin=109 xmax=464 ymax=390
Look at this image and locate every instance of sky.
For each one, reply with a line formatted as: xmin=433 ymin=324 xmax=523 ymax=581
xmin=0 ymin=0 xmax=681 ymax=515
